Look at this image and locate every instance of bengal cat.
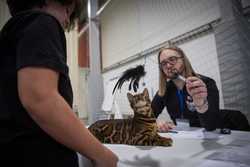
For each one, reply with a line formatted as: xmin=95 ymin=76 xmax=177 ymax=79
xmin=88 ymin=88 xmax=173 ymax=146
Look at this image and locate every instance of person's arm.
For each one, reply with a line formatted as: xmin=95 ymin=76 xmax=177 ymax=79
xmin=152 ymin=92 xmax=175 ymax=132
xmin=197 ymin=78 xmax=220 ymax=131
xmin=18 ymin=67 xmax=118 ymax=167
xmin=151 ymin=92 xmax=165 ymax=118
xmin=186 ymin=76 xmax=220 ymax=131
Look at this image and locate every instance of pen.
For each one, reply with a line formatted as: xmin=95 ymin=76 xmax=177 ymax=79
xmin=172 ymin=71 xmax=186 ymax=82
xmin=176 ymin=74 xmax=186 ymax=82
xmin=168 ymin=130 xmax=178 ymax=133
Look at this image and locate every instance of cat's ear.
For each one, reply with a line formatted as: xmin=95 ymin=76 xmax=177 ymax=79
xmin=127 ymin=92 xmax=133 ymax=102
xmin=143 ymin=88 xmax=149 ymax=97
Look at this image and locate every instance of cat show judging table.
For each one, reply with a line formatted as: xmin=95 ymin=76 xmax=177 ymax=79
xmin=78 ymin=123 xmax=250 ymax=167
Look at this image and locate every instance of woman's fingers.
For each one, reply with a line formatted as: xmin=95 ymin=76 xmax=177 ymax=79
xmin=157 ymin=121 xmax=175 ymax=132
xmin=186 ymin=76 xmax=208 ymax=106
xmin=186 ymin=77 xmax=207 ymax=97
xmin=189 ymin=86 xmax=207 ymax=97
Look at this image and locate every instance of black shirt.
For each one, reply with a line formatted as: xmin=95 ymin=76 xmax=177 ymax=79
xmin=0 ymin=11 xmax=73 ymax=143
xmin=151 ymin=75 xmax=220 ymax=131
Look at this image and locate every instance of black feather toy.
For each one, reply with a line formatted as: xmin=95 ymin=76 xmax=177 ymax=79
xmin=112 ymin=65 xmax=146 ymax=94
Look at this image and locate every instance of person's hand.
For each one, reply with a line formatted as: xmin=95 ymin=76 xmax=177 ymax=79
xmin=157 ymin=120 xmax=175 ymax=132
xmin=93 ymin=148 xmax=119 ymax=167
xmin=186 ymin=76 xmax=207 ymax=106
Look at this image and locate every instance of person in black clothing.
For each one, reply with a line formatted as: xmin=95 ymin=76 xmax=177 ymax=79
xmin=151 ymin=46 xmax=250 ymax=132
xmin=0 ymin=0 xmax=118 ymax=167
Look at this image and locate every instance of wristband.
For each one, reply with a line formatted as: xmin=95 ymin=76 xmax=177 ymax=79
xmin=195 ymin=98 xmax=208 ymax=113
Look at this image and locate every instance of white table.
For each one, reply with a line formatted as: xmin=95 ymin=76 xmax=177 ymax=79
xmin=79 ymin=123 xmax=250 ymax=167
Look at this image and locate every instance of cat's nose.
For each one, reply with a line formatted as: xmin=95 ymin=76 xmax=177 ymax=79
xmin=135 ymin=101 xmax=147 ymax=108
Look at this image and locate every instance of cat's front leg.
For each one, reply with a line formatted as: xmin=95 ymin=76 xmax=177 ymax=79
xmin=155 ymin=135 xmax=173 ymax=146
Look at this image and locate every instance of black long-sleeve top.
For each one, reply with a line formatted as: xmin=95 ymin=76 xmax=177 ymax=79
xmin=151 ymin=75 xmax=220 ymax=131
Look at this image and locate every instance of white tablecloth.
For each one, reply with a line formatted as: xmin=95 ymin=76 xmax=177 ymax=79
xmin=79 ymin=125 xmax=250 ymax=167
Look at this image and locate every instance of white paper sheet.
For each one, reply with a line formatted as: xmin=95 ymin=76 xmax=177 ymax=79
xmin=160 ymin=129 xmax=224 ymax=139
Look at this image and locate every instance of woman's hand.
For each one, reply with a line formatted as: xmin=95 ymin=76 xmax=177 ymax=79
xmin=157 ymin=120 xmax=176 ymax=132
xmin=186 ymin=76 xmax=208 ymax=112
xmin=93 ymin=148 xmax=119 ymax=167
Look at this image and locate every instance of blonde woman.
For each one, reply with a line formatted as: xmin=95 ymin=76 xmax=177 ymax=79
xmin=151 ymin=46 xmax=220 ymax=132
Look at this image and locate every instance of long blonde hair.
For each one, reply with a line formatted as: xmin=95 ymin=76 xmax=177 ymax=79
xmin=157 ymin=46 xmax=198 ymax=96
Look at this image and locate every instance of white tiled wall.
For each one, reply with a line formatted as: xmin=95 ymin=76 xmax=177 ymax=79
xmin=100 ymin=0 xmax=221 ymax=68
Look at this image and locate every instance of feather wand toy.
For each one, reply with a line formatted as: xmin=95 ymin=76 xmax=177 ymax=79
xmin=112 ymin=65 xmax=146 ymax=94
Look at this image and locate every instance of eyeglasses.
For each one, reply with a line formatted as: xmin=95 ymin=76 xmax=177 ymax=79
xmin=160 ymin=56 xmax=183 ymax=68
